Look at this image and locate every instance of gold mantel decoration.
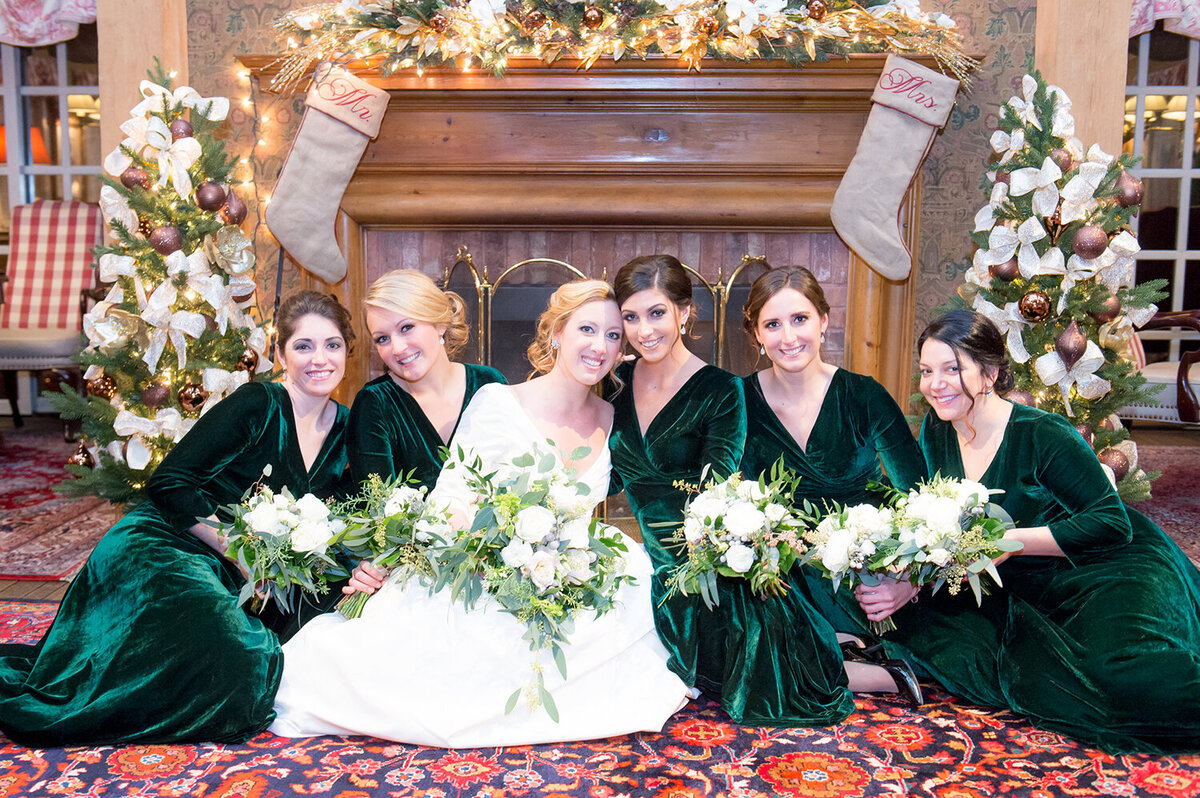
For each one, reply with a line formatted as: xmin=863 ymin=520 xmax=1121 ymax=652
xmin=271 ymin=0 xmax=978 ymax=92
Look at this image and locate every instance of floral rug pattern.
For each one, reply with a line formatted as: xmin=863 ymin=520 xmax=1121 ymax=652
xmin=2 ymin=601 xmax=1198 ymax=798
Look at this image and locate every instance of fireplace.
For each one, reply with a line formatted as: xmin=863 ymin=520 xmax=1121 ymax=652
xmin=246 ymin=54 xmax=921 ymax=406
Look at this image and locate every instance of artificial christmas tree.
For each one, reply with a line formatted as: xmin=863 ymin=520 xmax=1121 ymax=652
xmin=963 ymin=71 xmax=1166 ymax=501
xmin=50 ymin=63 xmax=272 ymax=506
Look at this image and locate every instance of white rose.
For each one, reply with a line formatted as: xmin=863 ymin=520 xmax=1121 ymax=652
xmin=846 ymin=504 xmax=893 ymax=540
xmin=383 ymin=486 xmax=424 ymax=517
xmin=527 ymin=550 xmax=560 ymax=592
xmin=926 ymin=547 xmax=952 ymax=567
xmin=547 ymin=482 xmax=585 ymax=514
xmin=294 ymin=493 xmax=330 ymax=522
xmin=501 ymin=538 xmax=534 ymax=569
xmin=764 ymin=502 xmax=788 ymax=524
xmin=723 ymin=501 xmax=766 ymax=539
xmin=290 ymin=519 xmax=330 ymax=555
xmin=560 ymin=517 xmax=592 ymax=550
xmin=724 ymin=543 xmax=756 ymax=573
xmin=688 ymin=493 xmax=727 ymax=523
xmin=955 ymin=480 xmax=989 ymax=510
xmin=413 ymin=518 xmax=446 ymax=543
xmin=514 ymin=505 xmax=557 ymax=543
xmin=244 ymin=501 xmax=280 ymax=535
xmin=735 ymin=479 xmax=767 ymax=501
xmin=820 ymin=527 xmax=855 ymax=574
xmin=683 ymin=516 xmax=705 ymax=545
xmin=562 ymin=548 xmax=593 ymax=584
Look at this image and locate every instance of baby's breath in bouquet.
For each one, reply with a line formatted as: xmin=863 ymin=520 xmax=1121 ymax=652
xmin=218 ymin=465 xmax=348 ymax=614
xmin=663 ymin=460 xmax=809 ymax=609
xmin=332 ymin=472 xmax=452 ymax=619
xmin=431 ymin=443 xmax=632 ymax=721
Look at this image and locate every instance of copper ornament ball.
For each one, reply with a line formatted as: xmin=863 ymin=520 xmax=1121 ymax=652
xmin=806 ymin=0 xmax=827 ymax=20
xmin=1089 ymin=294 xmax=1121 ymax=324
xmin=1097 ymin=447 xmax=1130 ymax=482
xmin=169 ymin=118 xmax=194 ymax=141
xmin=994 ymin=170 xmax=1011 ymax=185
xmin=697 ymin=13 xmax=718 ymax=35
xmin=196 ymin=181 xmax=227 ymax=212
xmin=583 ymin=5 xmax=604 ymax=29
xmin=1074 ymin=423 xmax=1095 ymax=446
xmin=142 ymin=382 xmax=171 ymax=408
xmin=1100 ymin=415 xmax=1119 ymax=431
xmin=1018 ymin=290 xmax=1051 ymax=322
xmin=1116 ymin=171 xmax=1143 ymax=208
xmin=1005 ymin=389 xmax=1036 ymax=407
xmin=1055 ymin=320 xmax=1088 ymax=370
xmin=524 ymin=9 xmax=546 ymax=28
xmin=120 ymin=165 xmax=151 ymax=190
xmin=220 ymin=191 xmax=248 ymax=226
xmin=86 ymin=375 xmax=118 ymax=400
xmin=149 ymin=225 xmax=183 ymax=255
xmin=236 ymin=347 xmax=260 ymax=372
xmin=1050 ymin=148 xmax=1074 ymax=172
xmin=1072 ymin=225 xmax=1109 ymax=260
xmin=178 ymin=382 xmax=210 ymax=414
xmin=989 ymin=257 xmax=1019 ymax=282
xmin=430 ymin=11 xmax=450 ymax=32
xmin=67 ymin=443 xmax=94 ymax=469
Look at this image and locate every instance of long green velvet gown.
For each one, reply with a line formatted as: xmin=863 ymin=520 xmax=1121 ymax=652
xmin=738 ymin=368 xmax=929 ymax=722
xmin=612 ymin=362 xmax=827 ymax=724
xmin=0 ymin=381 xmax=349 ymax=748
xmin=346 ymin=364 xmax=506 ymax=489
xmin=883 ymin=402 xmax=1200 ymax=754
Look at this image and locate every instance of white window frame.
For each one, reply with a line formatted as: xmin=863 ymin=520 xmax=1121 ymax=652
xmin=1127 ymin=31 xmax=1200 ymax=362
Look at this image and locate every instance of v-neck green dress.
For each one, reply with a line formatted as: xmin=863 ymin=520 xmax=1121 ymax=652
xmin=612 ymin=362 xmax=836 ymax=725
xmin=0 ymin=381 xmax=350 ymax=747
xmin=883 ymin=403 xmax=1200 ymax=754
xmin=347 ymin=364 xmax=506 ymax=489
xmin=736 ymin=369 xmax=928 ymax=720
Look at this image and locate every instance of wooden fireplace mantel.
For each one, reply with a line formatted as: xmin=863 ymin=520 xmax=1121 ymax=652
xmin=243 ymin=54 xmax=920 ymax=408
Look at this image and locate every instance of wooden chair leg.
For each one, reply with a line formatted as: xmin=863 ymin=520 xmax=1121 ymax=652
xmin=2 ymin=370 xmax=22 ymax=428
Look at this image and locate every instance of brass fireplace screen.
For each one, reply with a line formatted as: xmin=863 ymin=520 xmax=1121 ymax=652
xmin=437 ymin=246 xmax=806 ymax=384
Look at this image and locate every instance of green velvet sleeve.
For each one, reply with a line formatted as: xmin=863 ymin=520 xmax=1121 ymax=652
xmin=701 ymin=375 xmax=746 ymax=480
xmin=145 ymin=382 xmax=269 ymax=530
xmin=346 ymin=383 xmax=394 ymax=486
xmin=864 ymin=379 xmax=927 ymax=493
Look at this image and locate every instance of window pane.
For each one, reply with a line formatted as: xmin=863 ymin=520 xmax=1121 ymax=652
xmin=1136 ymin=258 xmax=1176 ymax=308
xmin=1143 ymin=94 xmax=1186 ymax=167
xmin=1186 ymin=181 xmax=1200 ymax=249
xmin=72 ymin=174 xmax=101 ymax=203
xmin=24 ymin=96 xmax=59 ymax=165
xmin=1183 ymin=261 xmax=1200 ymax=309
xmin=1147 ymin=25 xmax=1190 ymax=85
xmin=19 ymin=47 xmax=58 ymax=87
xmin=1138 ymin=178 xmax=1180 ymax=248
xmin=68 ymin=95 xmax=100 ymax=166
xmin=1128 ymin=33 xmax=1141 ymax=86
xmin=66 ymin=24 xmax=98 ymax=85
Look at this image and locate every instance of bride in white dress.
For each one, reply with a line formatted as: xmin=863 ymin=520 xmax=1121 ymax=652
xmin=271 ymin=280 xmax=690 ymax=746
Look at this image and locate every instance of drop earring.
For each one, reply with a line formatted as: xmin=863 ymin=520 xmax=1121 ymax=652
xmin=551 ymin=340 xmax=560 ymax=350
xmin=759 ymin=345 xmax=765 ymax=355
xmin=439 ymin=335 xmax=445 ymax=345
xmin=820 ymin=332 xmax=826 ymax=344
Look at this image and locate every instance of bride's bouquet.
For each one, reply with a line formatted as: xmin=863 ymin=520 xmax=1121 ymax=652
xmin=332 ymin=473 xmax=452 ymax=619
xmin=217 ymin=465 xmax=348 ymax=613
xmin=432 ymin=443 xmax=633 ymax=721
xmin=664 ymin=462 xmax=809 ymax=608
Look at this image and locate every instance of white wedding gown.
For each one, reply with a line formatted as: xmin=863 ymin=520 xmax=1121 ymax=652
xmin=271 ymin=384 xmax=689 ymax=746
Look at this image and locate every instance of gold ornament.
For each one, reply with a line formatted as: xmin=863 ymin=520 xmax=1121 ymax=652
xmin=67 ymin=443 xmax=94 ymax=469
xmin=430 ymin=11 xmax=450 ymax=32
xmin=525 ymin=9 xmax=546 ymax=29
xmin=178 ymin=382 xmax=210 ymax=414
xmin=86 ymin=375 xmax=118 ymax=400
xmin=696 ymin=14 xmax=718 ymax=35
xmin=1018 ymin=290 xmax=1051 ymax=322
xmin=137 ymin=217 xmax=154 ymax=238
xmin=236 ymin=347 xmax=260 ymax=372
xmin=583 ymin=5 xmax=603 ymax=29
xmin=807 ymin=0 xmax=827 ymax=21
xmin=1097 ymin=447 xmax=1130 ymax=481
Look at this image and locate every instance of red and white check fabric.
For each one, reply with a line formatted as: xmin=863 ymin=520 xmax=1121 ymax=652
xmin=0 ymin=200 xmax=102 ymax=331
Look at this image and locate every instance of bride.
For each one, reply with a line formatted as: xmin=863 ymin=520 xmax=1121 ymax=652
xmin=271 ymin=280 xmax=690 ymax=746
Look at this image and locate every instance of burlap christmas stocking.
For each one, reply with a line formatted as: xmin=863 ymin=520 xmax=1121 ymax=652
xmin=266 ymin=64 xmax=389 ymax=283
xmin=830 ymin=55 xmax=960 ymax=281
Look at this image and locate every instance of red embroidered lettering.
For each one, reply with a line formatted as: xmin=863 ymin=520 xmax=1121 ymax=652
xmin=878 ymin=68 xmax=938 ymax=110
xmin=316 ymin=78 xmax=377 ymax=121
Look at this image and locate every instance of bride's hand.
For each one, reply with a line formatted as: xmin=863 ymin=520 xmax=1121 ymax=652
xmin=344 ymin=562 xmax=389 ymax=595
xmin=854 ymin=577 xmax=918 ymax=623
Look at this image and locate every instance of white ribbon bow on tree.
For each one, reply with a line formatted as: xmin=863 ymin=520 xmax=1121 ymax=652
xmin=98 ymin=254 xmax=148 ymax=309
xmin=113 ymin=407 xmax=194 ymax=470
xmin=1009 ymin=156 xmax=1063 ymax=218
xmin=1097 ymin=231 xmax=1141 ymax=292
xmin=163 ymin=250 xmax=243 ymax=334
xmin=1059 ymin=161 xmax=1108 ymax=224
xmin=141 ymin=281 xmax=207 ymax=372
xmin=1034 ymin=340 xmax=1112 ymax=416
xmin=132 ymin=80 xmax=230 ymax=122
xmin=989 ymin=129 xmax=1026 ymax=164
xmin=973 ymin=297 xmax=1034 ymax=363
xmin=1007 ymin=74 xmax=1042 ymax=128
xmin=1038 ymin=252 xmax=1107 ymax=313
xmin=200 ymin=367 xmax=250 ymax=415
xmin=244 ymin=327 xmax=272 ymax=373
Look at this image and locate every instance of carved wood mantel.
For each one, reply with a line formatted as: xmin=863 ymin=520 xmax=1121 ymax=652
xmin=245 ymin=54 xmax=920 ymax=408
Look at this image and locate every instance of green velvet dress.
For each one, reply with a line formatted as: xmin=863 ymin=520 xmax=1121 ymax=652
xmin=612 ymin=362 xmax=828 ymax=725
xmin=738 ymin=369 xmax=929 ymax=721
xmin=347 ymin=364 xmax=506 ymax=489
xmin=883 ymin=403 xmax=1200 ymax=754
xmin=0 ymin=381 xmax=349 ymax=748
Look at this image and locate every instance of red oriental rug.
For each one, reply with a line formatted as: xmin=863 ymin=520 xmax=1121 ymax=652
xmin=2 ymin=601 xmax=1198 ymax=798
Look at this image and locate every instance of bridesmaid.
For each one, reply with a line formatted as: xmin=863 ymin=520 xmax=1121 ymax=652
xmin=0 ymin=291 xmax=353 ymax=747
xmin=879 ymin=309 xmax=1200 ymax=753
xmin=348 ymin=269 xmax=506 ymax=489
xmin=609 ymin=254 xmax=830 ymax=726
xmin=738 ymin=265 xmax=927 ymax=707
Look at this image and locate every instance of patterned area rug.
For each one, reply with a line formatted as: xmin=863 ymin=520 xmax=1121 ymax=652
xmin=0 ymin=433 xmax=115 ymax=580
xmin=2 ymin=602 xmax=1198 ymax=798
xmin=1138 ymin=445 xmax=1200 ymax=566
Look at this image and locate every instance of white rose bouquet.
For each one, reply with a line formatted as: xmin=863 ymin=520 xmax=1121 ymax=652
xmin=663 ymin=460 xmax=810 ymax=609
xmin=217 ymin=467 xmax=348 ymax=614
xmin=431 ymin=443 xmax=633 ymax=721
xmin=331 ymin=472 xmax=452 ymax=619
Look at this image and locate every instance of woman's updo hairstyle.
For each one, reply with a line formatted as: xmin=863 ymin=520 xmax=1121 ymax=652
xmin=918 ymin=309 xmax=1016 ymax=396
xmin=527 ymin=279 xmax=618 ymax=377
xmin=612 ymin=254 xmax=696 ymax=333
xmin=741 ymin=265 xmax=830 ymax=339
xmin=365 ymin=269 xmax=470 ymax=357
xmin=276 ymin=290 xmax=355 ymax=352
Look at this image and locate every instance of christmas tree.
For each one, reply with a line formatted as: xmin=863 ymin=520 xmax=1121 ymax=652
xmin=51 ymin=62 xmax=273 ymax=506
xmin=962 ymin=71 xmax=1166 ymax=502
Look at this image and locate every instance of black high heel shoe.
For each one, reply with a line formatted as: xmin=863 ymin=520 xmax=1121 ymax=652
xmin=839 ymin=637 xmax=887 ymax=663
xmin=879 ymin=658 xmax=924 ymax=708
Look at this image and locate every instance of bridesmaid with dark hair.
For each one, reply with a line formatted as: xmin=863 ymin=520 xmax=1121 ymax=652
xmin=877 ymin=308 xmax=1200 ymax=753
xmin=0 ymin=291 xmax=354 ymax=747
xmin=738 ymin=265 xmax=928 ymax=710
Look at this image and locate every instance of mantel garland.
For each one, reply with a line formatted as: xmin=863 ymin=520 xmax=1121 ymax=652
xmin=271 ymin=0 xmax=977 ymax=92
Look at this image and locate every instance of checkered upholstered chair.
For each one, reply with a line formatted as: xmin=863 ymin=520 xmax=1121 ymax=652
xmin=0 ymin=200 xmax=103 ymax=428
xmin=1118 ymin=311 xmax=1200 ymax=425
